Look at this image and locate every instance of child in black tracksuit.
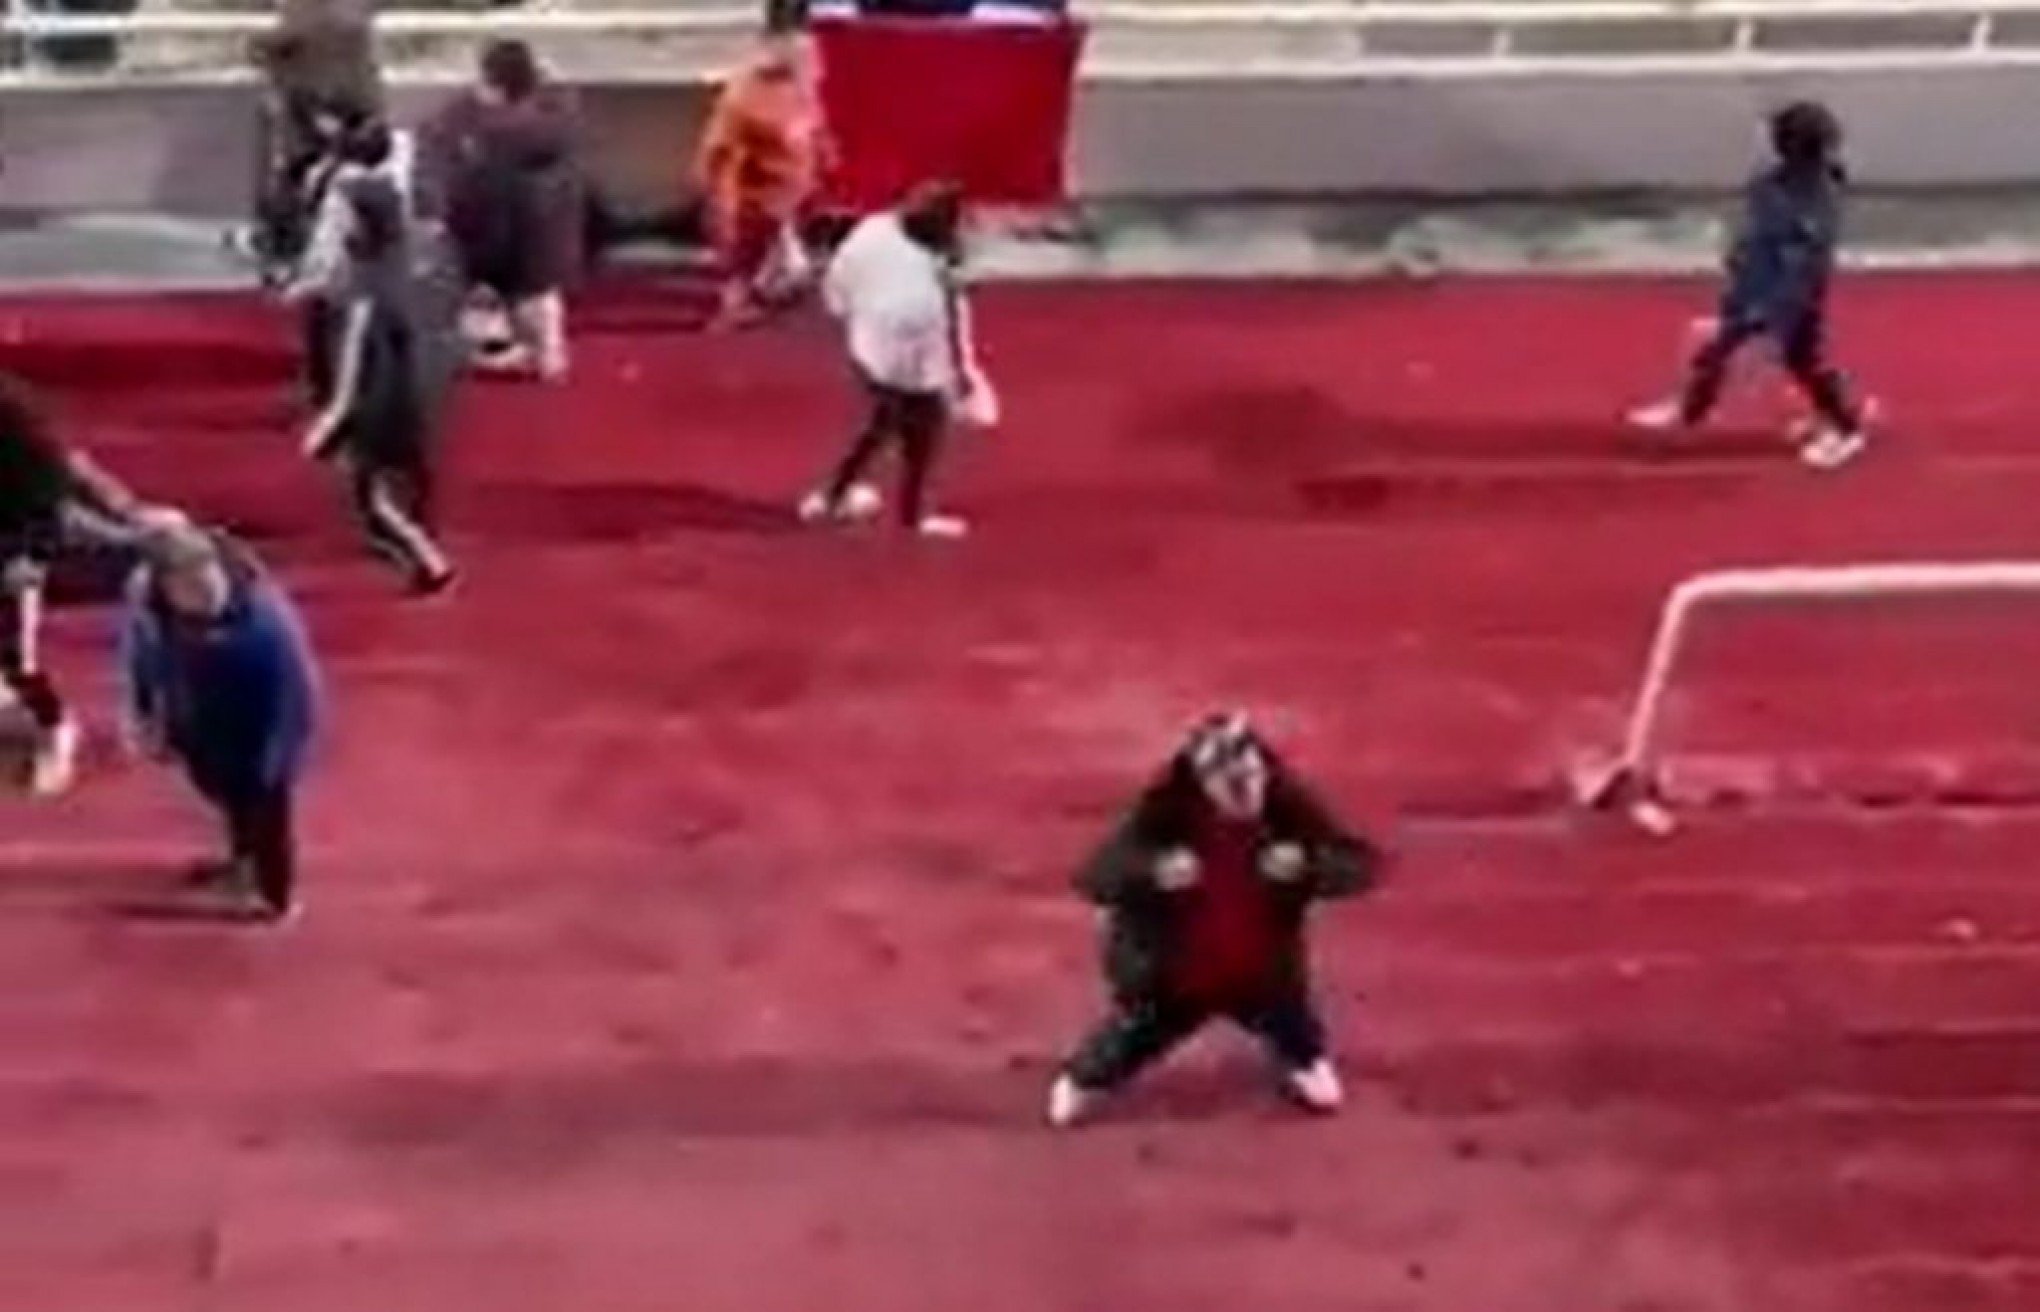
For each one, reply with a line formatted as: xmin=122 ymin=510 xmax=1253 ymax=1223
xmin=1049 ymin=714 xmax=1385 ymax=1127
xmin=0 ymin=375 xmax=142 ymax=794
xmin=302 ymin=175 xmax=457 ymax=596
xmin=1631 ymin=100 xmax=1871 ymax=470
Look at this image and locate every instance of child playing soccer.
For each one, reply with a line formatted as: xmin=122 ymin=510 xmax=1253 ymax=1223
xmin=696 ymin=27 xmax=828 ymax=331
xmin=798 ymin=181 xmax=995 ymax=539
xmin=1630 ymin=100 xmax=1873 ymax=470
xmin=302 ymin=176 xmax=458 ymax=595
xmin=0 ymin=375 xmax=144 ymax=795
xmin=284 ymin=110 xmax=421 ymax=407
xmin=1048 ymin=714 xmax=1385 ymax=1127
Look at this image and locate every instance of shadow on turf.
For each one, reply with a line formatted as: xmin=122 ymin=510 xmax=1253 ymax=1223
xmin=456 ymin=481 xmax=802 ymax=543
xmin=106 ymin=898 xmax=265 ymax=925
xmin=309 ymin=1053 xmax=1335 ymax=1154
xmin=0 ymin=853 xmax=261 ymax=924
xmin=1132 ymin=381 xmax=1813 ymax=469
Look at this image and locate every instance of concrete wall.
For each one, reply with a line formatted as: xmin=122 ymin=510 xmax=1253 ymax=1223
xmin=1071 ymin=67 xmax=2040 ymax=197
xmin=6 ymin=64 xmax=2040 ymax=216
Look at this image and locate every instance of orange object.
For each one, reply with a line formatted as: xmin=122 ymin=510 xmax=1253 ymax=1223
xmin=696 ymin=39 xmax=828 ymax=266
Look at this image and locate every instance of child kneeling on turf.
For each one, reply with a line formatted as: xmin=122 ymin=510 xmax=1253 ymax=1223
xmin=1049 ymin=713 xmax=1384 ymax=1127
xmin=122 ymin=511 xmax=320 ymax=923
xmin=1630 ymin=100 xmax=1873 ymax=469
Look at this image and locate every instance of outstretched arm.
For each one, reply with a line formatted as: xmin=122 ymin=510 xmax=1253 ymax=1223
xmin=65 ymin=450 xmax=143 ymax=524
xmin=117 ymin=582 xmax=170 ymax=755
xmin=304 ymin=299 xmax=371 ymax=459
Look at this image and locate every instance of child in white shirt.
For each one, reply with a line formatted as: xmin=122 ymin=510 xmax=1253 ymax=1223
xmin=799 ymin=182 xmax=993 ymax=539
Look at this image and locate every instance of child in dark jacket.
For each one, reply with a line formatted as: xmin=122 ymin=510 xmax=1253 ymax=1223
xmin=1 ymin=374 xmax=145 ymax=795
xmin=302 ymin=174 xmax=458 ymax=596
xmin=122 ymin=512 xmax=320 ymax=921
xmin=1049 ymin=714 xmax=1385 ymax=1127
xmin=1631 ymin=101 xmax=1872 ymax=470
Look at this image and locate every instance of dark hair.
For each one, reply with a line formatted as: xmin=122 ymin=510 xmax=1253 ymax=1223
xmin=1770 ymin=100 xmax=1843 ymax=175
xmin=1118 ymin=715 xmax=1297 ymax=843
xmin=337 ymin=117 xmax=393 ymax=169
xmin=898 ymin=180 xmax=964 ymax=256
xmin=480 ymin=39 xmax=542 ymax=103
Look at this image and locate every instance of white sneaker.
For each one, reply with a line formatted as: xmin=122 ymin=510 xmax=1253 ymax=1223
xmin=1800 ymin=398 xmax=1878 ymax=471
xmin=30 ymin=719 xmax=79 ymax=798
xmin=915 ymin=514 xmax=969 ymax=540
xmin=1800 ymin=426 xmax=1867 ymax=470
xmin=1626 ymin=399 xmax=1684 ymax=433
xmin=797 ymin=483 xmax=883 ymax=525
xmin=1046 ymin=1075 xmax=1096 ymax=1129
xmin=840 ymin=484 xmax=882 ymax=521
xmin=1285 ymin=1060 xmax=1345 ymax=1114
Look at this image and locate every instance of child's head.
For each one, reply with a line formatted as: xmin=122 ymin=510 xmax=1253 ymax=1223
xmin=311 ymin=93 xmax=374 ymax=149
xmin=136 ymin=508 xmax=232 ymax=620
xmin=337 ymin=116 xmax=394 ymax=170
xmin=479 ymin=39 xmax=541 ymax=104
xmin=1769 ymin=101 xmax=1843 ymax=173
xmin=1184 ymin=712 xmax=1272 ymax=821
xmin=899 ymin=180 xmax=965 ymax=257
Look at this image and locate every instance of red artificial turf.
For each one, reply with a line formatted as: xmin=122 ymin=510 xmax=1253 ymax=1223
xmin=1 ymin=273 xmax=2037 ymax=1312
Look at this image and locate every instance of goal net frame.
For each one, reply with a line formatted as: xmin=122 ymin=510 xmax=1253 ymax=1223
xmin=1577 ymin=561 xmax=2040 ymax=832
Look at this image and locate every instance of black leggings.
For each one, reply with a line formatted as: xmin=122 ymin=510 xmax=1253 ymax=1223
xmin=1680 ymin=310 xmax=1861 ymax=432
xmin=301 ymin=299 xmax=340 ymax=408
xmin=218 ymin=785 xmax=296 ymax=915
xmin=348 ymin=457 xmax=446 ymax=586
xmin=1065 ymin=989 xmax=1330 ymax=1092
xmin=2 ymin=581 xmax=63 ymax=730
xmin=824 ymin=379 xmax=948 ymax=527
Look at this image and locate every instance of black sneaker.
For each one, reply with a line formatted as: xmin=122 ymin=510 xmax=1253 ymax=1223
xmin=408 ymin=566 xmax=457 ymax=598
xmin=183 ymin=857 xmax=244 ymax=890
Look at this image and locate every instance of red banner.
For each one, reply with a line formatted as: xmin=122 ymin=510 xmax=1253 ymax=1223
xmin=812 ymin=17 xmax=1085 ymax=211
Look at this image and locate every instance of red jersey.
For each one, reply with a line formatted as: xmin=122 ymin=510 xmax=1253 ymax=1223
xmin=1171 ymin=813 xmax=1283 ymax=1005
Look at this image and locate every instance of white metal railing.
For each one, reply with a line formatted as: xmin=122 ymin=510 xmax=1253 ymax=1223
xmin=5 ymin=0 xmax=2040 ymax=83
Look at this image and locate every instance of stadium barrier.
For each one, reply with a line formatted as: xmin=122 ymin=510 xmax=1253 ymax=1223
xmin=10 ymin=4 xmax=2040 ymax=210
xmin=9 ymin=3 xmax=2040 ymax=82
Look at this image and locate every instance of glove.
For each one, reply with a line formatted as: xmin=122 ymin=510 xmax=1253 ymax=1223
xmin=1 ymin=556 xmax=45 ymax=595
xmin=1259 ymin=842 xmax=1308 ymax=883
xmin=1153 ymin=848 xmax=1200 ymax=891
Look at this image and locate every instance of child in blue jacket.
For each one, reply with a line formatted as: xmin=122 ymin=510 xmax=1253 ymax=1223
xmin=121 ymin=512 xmax=319 ymax=921
xmin=1631 ymin=101 xmax=1871 ymax=470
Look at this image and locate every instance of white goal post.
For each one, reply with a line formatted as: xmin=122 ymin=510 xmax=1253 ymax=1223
xmin=1579 ymin=561 xmax=2040 ymax=832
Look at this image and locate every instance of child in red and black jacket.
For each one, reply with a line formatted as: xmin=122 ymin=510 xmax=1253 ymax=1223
xmin=1049 ymin=714 xmax=1385 ymax=1127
